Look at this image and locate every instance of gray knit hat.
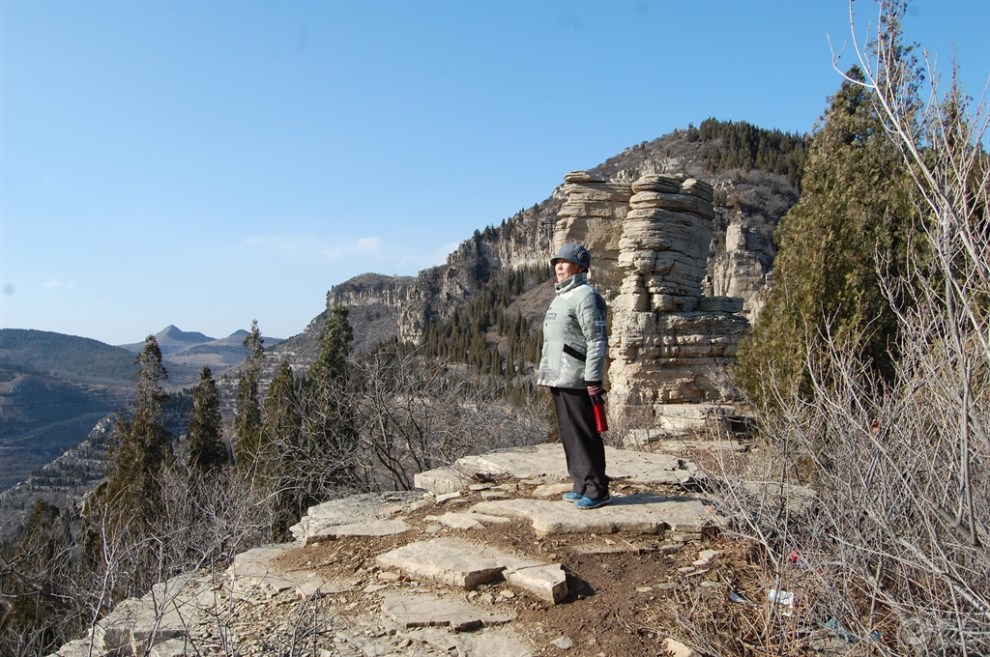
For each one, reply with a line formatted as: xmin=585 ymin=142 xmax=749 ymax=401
xmin=550 ymin=243 xmax=591 ymax=270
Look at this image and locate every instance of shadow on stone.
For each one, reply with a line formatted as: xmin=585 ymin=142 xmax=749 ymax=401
xmin=609 ymin=492 xmax=697 ymax=506
xmin=562 ymin=565 xmax=596 ymax=602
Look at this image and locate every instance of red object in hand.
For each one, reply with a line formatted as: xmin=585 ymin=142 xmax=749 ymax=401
xmin=592 ymin=396 xmax=608 ymax=433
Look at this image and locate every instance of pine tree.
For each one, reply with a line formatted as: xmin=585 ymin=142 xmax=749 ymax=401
xmin=262 ymin=360 xmax=303 ymax=455
xmin=234 ymin=320 xmax=265 ymax=465
xmin=187 ymin=367 xmax=229 ymax=474
xmin=734 ymin=65 xmax=916 ymax=408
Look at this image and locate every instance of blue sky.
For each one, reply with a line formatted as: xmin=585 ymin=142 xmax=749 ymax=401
xmin=2 ymin=0 xmax=987 ymax=346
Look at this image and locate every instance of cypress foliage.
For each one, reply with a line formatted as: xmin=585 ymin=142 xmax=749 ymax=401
xmin=233 ymin=320 xmax=265 ymax=465
xmin=0 ymin=500 xmax=72 ymax=653
xmin=95 ymin=335 xmax=174 ymax=526
xmin=186 ymin=367 xmax=229 ymax=474
xmin=734 ymin=65 xmax=917 ymax=409
xmin=258 ymin=359 xmax=304 ymax=536
xmin=262 ymin=360 xmax=303 ymax=456
xmin=303 ymin=305 xmax=359 ymax=493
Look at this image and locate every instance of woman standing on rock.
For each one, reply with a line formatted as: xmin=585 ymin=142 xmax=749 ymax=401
xmin=537 ymin=243 xmax=611 ymax=509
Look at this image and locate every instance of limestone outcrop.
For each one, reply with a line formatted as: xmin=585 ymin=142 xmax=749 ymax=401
xmin=549 ymin=172 xmax=750 ymax=426
xmin=268 ymin=137 xmax=797 ymax=432
xmin=48 ymin=443 xmax=729 ymax=657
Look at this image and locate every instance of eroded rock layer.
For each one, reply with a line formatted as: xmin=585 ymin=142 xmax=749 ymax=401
xmin=550 ymin=172 xmax=748 ymax=419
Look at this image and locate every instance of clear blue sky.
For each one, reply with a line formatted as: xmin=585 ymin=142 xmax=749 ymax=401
xmin=2 ymin=0 xmax=987 ymax=346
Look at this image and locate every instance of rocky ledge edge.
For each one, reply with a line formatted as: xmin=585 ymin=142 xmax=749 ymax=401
xmin=50 ymin=443 xmax=733 ymax=657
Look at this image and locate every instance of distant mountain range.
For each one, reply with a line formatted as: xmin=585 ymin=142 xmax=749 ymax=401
xmin=1 ymin=119 xmax=802 ymax=526
xmin=118 ymin=325 xmax=283 ymax=373
xmin=0 ymin=326 xmax=284 ymax=493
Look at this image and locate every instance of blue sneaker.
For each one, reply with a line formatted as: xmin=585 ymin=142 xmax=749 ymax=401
xmin=562 ymin=491 xmax=583 ymax=502
xmin=575 ymin=494 xmax=611 ymax=510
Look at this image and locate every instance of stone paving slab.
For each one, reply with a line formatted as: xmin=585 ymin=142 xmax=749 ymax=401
xmin=301 ymin=517 xmax=411 ymax=544
xmin=425 ymin=510 xmax=514 ymax=530
xmin=470 ymin=492 xmax=719 ymax=536
xmin=376 ymin=537 xmax=543 ymax=590
xmin=380 ymin=589 xmax=515 ymax=630
xmin=229 ymin=545 xmax=353 ymax=600
xmin=290 ymin=491 xmax=430 ymax=542
xmin=400 ymin=626 xmax=536 ymax=657
xmin=97 ymin=572 xmax=221 ymax=655
xmin=504 ymin=564 xmax=569 ymax=603
xmin=414 ymin=443 xmax=699 ymax=495
xmin=229 ymin=546 xmax=299 ymax=598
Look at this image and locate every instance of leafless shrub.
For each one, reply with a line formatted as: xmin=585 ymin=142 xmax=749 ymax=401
xmin=704 ymin=2 xmax=989 ymax=654
xmin=351 ymin=347 xmax=548 ymax=491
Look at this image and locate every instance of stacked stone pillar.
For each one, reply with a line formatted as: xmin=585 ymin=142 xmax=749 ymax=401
xmin=551 ymin=170 xmax=632 ymax=297
xmin=552 ymin=171 xmax=750 ymax=431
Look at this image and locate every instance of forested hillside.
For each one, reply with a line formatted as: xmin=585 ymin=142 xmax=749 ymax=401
xmin=0 ymin=324 xmax=289 ymax=495
xmin=0 ymin=329 xmax=139 ymax=382
xmin=271 ymin=117 xmax=807 ymax=380
xmin=0 ymin=362 xmax=131 ymax=491
xmin=0 ymin=330 xmax=140 ymax=492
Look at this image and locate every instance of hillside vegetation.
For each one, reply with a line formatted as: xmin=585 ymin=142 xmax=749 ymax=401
xmin=0 ymin=117 xmax=861 ymax=655
xmin=0 ymin=325 xmax=281 ymax=495
xmin=1 ymin=4 xmax=987 ymax=651
xmin=0 ymin=329 xmax=138 ymax=383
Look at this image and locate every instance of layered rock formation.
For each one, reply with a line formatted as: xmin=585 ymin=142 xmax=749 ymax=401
xmin=549 ymin=171 xmax=749 ymax=425
xmin=709 ymin=221 xmax=773 ymax=319
xmin=265 ymin=132 xmax=798 ymax=436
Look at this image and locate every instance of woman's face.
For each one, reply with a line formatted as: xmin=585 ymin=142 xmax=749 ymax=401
xmin=555 ymin=259 xmax=584 ymax=283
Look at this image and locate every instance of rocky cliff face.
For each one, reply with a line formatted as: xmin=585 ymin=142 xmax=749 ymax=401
xmin=268 ymin=199 xmax=561 ymax=367
xmin=270 ymin=131 xmax=796 ymax=427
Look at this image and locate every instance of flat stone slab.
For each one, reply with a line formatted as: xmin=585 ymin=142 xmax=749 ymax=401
xmin=380 ymin=590 xmax=514 ymax=630
xmin=470 ymin=492 xmax=719 ymax=536
xmin=414 ymin=444 xmax=699 ymax=495
xmin=376 ymin=537 xmax=542 ymax=590
xmin=504 ymin=564 xmax=568 ymax=604
xmin=400 ymin=626 xmax=535 ymax=657
xmin=229 ymin=546 xmax=298 ymax=597
xmin=290 ymin=491 xmax=429 ymax=542
xmin=229 ymin=545 xmax=352 ymax=600
xmin=530 ymin=482 xmax=574 ymax=499
xmin=301 ymin=518 xmax=411 ymax=544
xmin=100 ymin=572 xmax=220 ymax=655
xmin=426 ymin=511 xmax=513 ymax=530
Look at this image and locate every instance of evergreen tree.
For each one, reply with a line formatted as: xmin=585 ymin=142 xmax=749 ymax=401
xmin=259 ymin=359 xmax=304 ymax=535
xmin=187 ymin=367 xmax=229 ymax=474
xmin=0 ymin=500 xmax=73 ymax=653
xmin=233 ymin=320 xmax=265 ymax=465
xmin=734 ymin=65 xmax=916 ymax=408
xmin=96 ymin=335 xmax=174 ymax=524
xmin=303 ymin=305 xmax=358 ymax=491
xmin=262 ymin=360 xmax=303 ymax=453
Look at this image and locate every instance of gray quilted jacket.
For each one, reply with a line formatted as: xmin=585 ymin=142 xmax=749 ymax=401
xmin=536 ymin=272 xmax=608 ymax=389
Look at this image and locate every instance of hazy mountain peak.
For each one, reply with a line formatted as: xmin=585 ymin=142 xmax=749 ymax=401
xmin=155 ymin=325 xmax=215 ymax=345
